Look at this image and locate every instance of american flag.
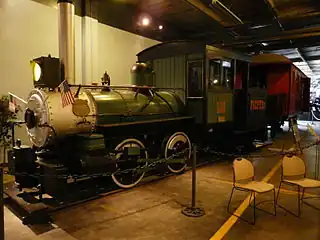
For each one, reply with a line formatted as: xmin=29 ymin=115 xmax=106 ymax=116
xmin=59 ymin=80 xmax=75 ymax=107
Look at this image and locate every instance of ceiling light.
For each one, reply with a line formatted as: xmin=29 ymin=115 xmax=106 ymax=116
xmin=142 ymin=17 xmax=150 ymax=26
xmin=249 ymin=24 xmax=270 ymax=29
xmin=158 ymin=25 xmax=163 ymax=30
xmin=261 ymin=42 xmax=268 ymax=46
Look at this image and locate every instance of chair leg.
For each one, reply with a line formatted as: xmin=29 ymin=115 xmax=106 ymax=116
xmin=227 ymin=188 xmax=256 ymax=225
xmin=276 ymin=181 xmax=300 ymax=217
xmin=249 ymin=191 xmax=253 ymax=207
xmin=301 ymin=188 xmax=320 ymax=211
xmin=277 ymin=181 xmax=314 ymax=217
xmin=273 ymin=188 xmax=277 ymax=216
xmin=227 ymin=187 xmax=235 ymax=214
xmin=276 ymin=181 xmax=282 ymax=204
xmin=297 ymin=186 xmax=301 ymax=217
xmin=301 ymin=188 xmax=305 ymax=202
xmin=299 ymin=188 xmax=305 ymax=215
xmin=253 ymin=192 xmax=256 ymax=225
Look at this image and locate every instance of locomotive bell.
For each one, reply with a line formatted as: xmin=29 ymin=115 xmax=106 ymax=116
xmin=131 ymin=62 xmax=154 ymax=86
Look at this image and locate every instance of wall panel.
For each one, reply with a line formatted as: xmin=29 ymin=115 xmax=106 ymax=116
xmin=97 ymin=24 xmax=159 ymax=86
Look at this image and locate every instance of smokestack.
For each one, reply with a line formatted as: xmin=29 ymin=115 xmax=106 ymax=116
xmin=57 ymin=0 xmax=75 ymax=84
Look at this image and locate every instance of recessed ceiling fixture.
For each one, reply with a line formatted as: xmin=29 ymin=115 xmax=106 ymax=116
xmin=158 ymin=25 xmax=163 ymax=30
xmin=142 ymin=17 xmax=150 ymax=26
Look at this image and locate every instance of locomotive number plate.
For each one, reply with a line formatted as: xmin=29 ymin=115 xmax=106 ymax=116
xmin=217 ymin=101 xmax=226 ymax=114
xmin=250 ymin=100 xmax=265 ymax=111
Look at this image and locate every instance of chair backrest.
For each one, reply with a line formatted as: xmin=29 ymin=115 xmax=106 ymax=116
xmin=282 ymin=155 xmax=306 ymax=177
xmin=233 ymin=158 xmax=254 ymax=182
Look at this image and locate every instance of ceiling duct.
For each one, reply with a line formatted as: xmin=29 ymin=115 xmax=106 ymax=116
xmin=210 ymin=0 xmax=243 ymax=25
xmin=219 ymin=26 xmax=320 ymax=47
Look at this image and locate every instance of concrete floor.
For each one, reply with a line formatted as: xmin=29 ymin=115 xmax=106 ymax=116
xmin=4 ymin=121 xmax=320 ymax=240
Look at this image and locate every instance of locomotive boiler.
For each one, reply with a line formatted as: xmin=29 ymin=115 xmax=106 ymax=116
xmin=8 ymin=0 xmax=193 ymax=199
xmin=25 ymin=76 xmax=186 ymax=149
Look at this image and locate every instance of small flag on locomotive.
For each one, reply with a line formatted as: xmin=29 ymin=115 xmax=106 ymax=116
xmin=59 ymin=80 xmax=75 ymax=107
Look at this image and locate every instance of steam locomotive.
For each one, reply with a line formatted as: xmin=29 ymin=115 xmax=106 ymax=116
xmin=12 ymin=60 xmax=194 ymax=196
xmin=7 ymin=1 xmax=310 ymax=201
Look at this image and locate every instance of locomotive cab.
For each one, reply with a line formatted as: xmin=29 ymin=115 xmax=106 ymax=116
xmin=136 ymin=41 xmax=269 ymax=148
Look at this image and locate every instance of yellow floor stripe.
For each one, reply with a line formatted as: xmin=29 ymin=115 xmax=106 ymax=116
xmin=261 ymin=161 xmax=282 ymax=182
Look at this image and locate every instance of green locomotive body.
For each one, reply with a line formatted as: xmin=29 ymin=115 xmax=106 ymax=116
xmin=92 ymin=88 xmax=185 ymax=126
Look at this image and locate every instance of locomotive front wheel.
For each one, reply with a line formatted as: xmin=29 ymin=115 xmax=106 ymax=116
xmin=165 ymin=132 xmax=191 ymax=174
xmin=111 ymin=138 xmax=148 ymax=189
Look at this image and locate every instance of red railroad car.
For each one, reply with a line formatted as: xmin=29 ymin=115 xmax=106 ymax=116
xmin=250 ymin=53 xmax=310 ymax=135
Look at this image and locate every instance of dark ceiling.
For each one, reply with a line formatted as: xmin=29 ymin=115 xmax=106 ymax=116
xmin=33 ymin=0 xmax=320 ymax=76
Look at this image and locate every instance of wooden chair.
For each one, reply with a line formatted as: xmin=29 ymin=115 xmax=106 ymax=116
xmin=228 ymin=158 xmax=276 ymax=224
xmin=277 ymin=155 xmax=320 ymax=217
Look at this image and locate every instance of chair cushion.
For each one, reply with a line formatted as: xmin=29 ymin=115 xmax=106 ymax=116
xmin=236 ymin=181 xmax=274 ymax=193
xmin=284 ymin=178 xmax=320 ymax=188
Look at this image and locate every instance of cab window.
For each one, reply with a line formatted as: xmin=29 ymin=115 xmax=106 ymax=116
xmin=187 ymin=60 xmax=203 ymax=97
xmin=209 ymin=59 xmax=234 ymax=89
xmin=222 ymin=60 xmax=233 ymax=89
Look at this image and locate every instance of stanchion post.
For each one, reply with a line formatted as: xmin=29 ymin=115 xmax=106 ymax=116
xmin=181 ymin=144 xmax=205 ymax=217
xmin=316 ymin=144 xmax=319 ymax=180
xmin=306 ymin=124 xmax=320 ymax=180
xmin=191 ymin=144 xmax=196 ymax=208
xmin=0 ymin=166 xmax=4 ymax=240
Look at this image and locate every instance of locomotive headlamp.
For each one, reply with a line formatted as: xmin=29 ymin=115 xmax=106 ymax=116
xmin=31 ymin=62 xmax=42 ymax=82
xmin=30 ymin=55 xmax=63 ymax=89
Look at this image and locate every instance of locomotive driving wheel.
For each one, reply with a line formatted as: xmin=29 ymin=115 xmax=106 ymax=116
xmin=165 ymin=132 xmax=192 ymax=174
xmin=111 ymin=138 xmax=148 ymax=188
